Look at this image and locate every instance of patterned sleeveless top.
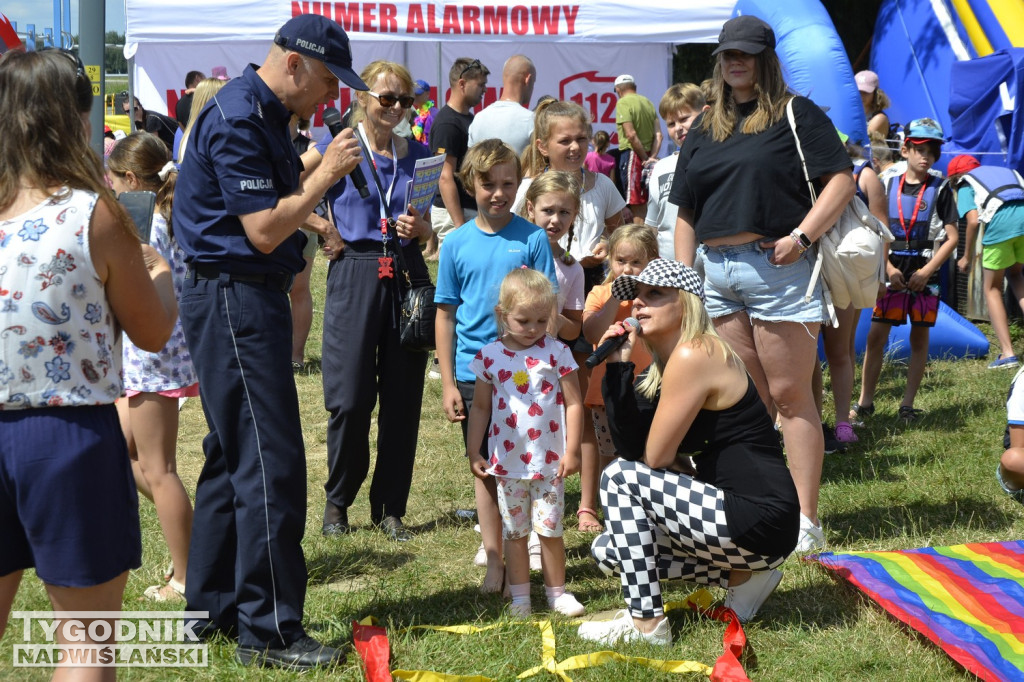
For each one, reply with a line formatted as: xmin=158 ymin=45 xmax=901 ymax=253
xmin=1 ymin=189 xmax=123 ymax=409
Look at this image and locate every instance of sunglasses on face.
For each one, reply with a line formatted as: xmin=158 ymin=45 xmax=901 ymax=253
xmin=458 ymin=59 xmax=483 ymax=79
xmin=368 ymin=91 xmax=414 ymax=109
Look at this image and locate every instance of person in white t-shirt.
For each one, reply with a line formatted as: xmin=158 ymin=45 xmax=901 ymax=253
xmin=467 ymin=55 xmax=536 ymax=155
xmin=645 ymin=83 xmax=707 ymax=259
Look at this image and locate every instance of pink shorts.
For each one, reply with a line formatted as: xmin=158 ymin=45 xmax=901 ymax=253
xmin=124 ymin=383 xmax=199 ymax=399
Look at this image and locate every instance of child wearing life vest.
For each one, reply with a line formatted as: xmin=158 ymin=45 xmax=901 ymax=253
xmin=950 ymin=154 xmax=1024 ymax=370
xmin=851 ymin=119 xmax=959 ymax=422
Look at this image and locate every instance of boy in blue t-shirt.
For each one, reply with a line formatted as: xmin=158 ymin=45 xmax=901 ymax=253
xmin=434 ymin=138 xmax=557 ymax=593
xmin=853 ymin=119 xmax=958 ymax=423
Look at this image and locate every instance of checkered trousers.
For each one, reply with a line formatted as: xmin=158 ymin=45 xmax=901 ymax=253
xmin=592 ymin=459 xmax=785 ymax=619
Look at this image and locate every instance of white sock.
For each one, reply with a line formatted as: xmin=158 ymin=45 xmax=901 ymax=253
xmin=544 ymin=585 xmax=565 ymax=603
xmin=509 ymin=582 xmax=530 ymax=606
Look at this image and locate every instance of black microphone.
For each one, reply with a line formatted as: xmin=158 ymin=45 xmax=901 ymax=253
xmin=322 ymin=106 xmax=369 ymax=199
xmin=585 ymin=317 xmax=639 ymax=368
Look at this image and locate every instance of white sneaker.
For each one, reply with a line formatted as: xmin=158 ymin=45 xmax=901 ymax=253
xmin=473 ymin=541 xmax=487 ymax=567
xmin=529 ymin=532 xmax=542 ymax=571
xmin=577 ymin=610 xmax=672 ymax=646
xmin=549 ymin=592 xmax=585 ymax=617
xmin=724 ymin=569 xmax=782 ymax=623
xmin=427 ymin=354 xmax=441 ymax=379
xmin=795 ymin=514 xmax=825 ymax=552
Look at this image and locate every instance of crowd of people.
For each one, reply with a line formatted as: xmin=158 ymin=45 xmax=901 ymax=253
xmin=2 ymin=10 xmax=1024 ymax=675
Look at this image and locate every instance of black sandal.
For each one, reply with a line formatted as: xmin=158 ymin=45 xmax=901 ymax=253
xmin=849 ymin=403 xmax=874 ymax=426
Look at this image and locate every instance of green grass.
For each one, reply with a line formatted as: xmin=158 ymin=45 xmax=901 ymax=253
xmin=3 ymin=253 xmax=1022 ymax=681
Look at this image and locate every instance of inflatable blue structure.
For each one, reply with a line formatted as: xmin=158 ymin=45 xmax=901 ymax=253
xmin=733 ymin=0 xmax=866 ymax=143
xmin=819 ymin=304 xmax=990 ymax=362
xmin=869 ymin=0 xmax=1024 ymax=174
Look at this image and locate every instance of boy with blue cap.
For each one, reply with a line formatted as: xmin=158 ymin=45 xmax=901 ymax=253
xmin=852 ymin=118 xmax=959 ymax=423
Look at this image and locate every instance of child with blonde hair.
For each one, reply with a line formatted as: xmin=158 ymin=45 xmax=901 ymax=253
xmin=519 ymin=171 xmax=585 ymax=342
xmin=578 ymin=224 xmax=659 ymax=531
xmin=515 ymin=100 xmax=626 ymax=532
xmin=646 ymin=83 xmax=707 ymax=259
xmin=435 ymin=139 xmax=558 ymax=592
xmin=466 ymin=268 xmax=584 ymax=617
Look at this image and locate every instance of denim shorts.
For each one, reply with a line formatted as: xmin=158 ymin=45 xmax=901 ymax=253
xmin=697 ymin=240 xmax=825 ymax=324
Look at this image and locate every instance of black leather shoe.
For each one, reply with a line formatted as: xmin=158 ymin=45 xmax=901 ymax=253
xmin=322 ymin=521 xmax=352 ymax=537
xmin=236 ymin=635 xmax=345 ymax=670
xmin=322 ymin=503 xmax=351 ymax=536
xmin=378 ymin=515 xmax=412 ymax=542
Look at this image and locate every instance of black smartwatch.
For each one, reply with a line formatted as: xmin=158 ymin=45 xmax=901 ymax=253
xmin=791 ymin=229 xmax=812 ymax=249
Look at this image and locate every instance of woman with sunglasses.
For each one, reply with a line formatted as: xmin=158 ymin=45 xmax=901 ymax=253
xmin=313 ymin=60 xmax=433 ymax=541
xmin=0 ymin=49 xmax=177 ymax=666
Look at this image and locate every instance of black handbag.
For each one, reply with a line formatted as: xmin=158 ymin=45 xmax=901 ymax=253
xmin=356 ymin=129 xmax=436 ymax=351
xmin=398 ymin=275 xmax=436 ymax=351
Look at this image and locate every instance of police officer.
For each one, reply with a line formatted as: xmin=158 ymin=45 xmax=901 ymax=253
xmin=174 ymin=14 xmax=366 ymax=669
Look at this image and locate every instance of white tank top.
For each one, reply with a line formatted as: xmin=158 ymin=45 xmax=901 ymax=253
xmin=1 ymin=188 xmax=123 ymax=409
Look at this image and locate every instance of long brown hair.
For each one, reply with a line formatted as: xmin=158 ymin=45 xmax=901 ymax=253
xmin=700 ymin=48 xmax=793 ymax=142
xmin=521 ymin=99 xmax=591 ymax=178
xmin=0 ymin=50 xmax=128 ymax=236
xmin=107 ymin=132 xmax=178 ymax=239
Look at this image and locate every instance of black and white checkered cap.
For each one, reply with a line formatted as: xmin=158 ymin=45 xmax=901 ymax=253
xmin=611 ymin=258 xmax=705 ymax=303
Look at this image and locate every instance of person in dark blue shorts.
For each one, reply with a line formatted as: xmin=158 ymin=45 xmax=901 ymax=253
xmin=173 ymin=14 xmax=366 ymax=670
xmin=0 ymin=48 xmax=178 ymax=657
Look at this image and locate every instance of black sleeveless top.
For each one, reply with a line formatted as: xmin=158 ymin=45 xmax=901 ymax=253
xmin=604 ymin=362 xmax=799 ymax=557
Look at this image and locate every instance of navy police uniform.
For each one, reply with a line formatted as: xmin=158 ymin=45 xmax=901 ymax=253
xmin=175 ymin=63 xmax=309 ymax=649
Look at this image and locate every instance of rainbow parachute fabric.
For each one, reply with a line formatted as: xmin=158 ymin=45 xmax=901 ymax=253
xmin=812 ymin=542 xmax=1024 ymax=682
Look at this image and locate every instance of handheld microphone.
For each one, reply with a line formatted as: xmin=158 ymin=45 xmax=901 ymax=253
xmin=585 ymin=317 xmax=639 ymax=368
xmin=322 ymin=107 xmax=369 ymax=199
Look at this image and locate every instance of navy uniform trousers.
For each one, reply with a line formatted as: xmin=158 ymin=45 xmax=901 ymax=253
xmin=321 ymin=242 xmax=427 ymax=522
xmin=179 ymin=272 xmax=308 ymax=649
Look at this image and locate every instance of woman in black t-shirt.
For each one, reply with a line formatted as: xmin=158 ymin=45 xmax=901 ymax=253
xmin=576 ymin=259 xmax=799 ymax=647
xmin=668 ymin=15 xmax=854 ymax=553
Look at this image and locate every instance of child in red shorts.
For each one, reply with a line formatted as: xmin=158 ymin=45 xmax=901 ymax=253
xmin=852 ymin=119 xmax=959 ymax=422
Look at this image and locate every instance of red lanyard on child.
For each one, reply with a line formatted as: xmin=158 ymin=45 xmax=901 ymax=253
xmin=896 ymin=174 xmax=929 ymax=241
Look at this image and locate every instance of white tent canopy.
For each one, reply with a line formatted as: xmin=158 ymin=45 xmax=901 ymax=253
xmin=125 ymin=0 xmax=734 ymax=147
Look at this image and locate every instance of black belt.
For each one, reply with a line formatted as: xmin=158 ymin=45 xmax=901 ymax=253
xmin=891 ymin=239 xmax=932 ymax=251
xmin=189 ymin=264 xmax=294 ymax=292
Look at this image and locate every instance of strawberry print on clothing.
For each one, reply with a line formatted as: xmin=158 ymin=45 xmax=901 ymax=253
xmin=470 ymin=334 xmax=577 ymax=479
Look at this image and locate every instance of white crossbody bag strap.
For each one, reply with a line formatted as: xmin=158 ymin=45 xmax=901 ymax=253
xmin=785 ymin=98 xmax=835 ymax=325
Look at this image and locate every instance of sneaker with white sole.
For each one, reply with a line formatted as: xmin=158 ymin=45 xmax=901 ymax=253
xmin=549 ymin=592 xmax=585 ymax=617
xmin=988 ymin=354 xmax=1019 ymax=370
xmin=724 ymin=569 xmax=782 ymax=622
xmin=795 ymin=514 xmax=825 ymax=552
xmin=577 ymin=610 xmax=672 ymax=646
xmin=427 ymin=354 xmax=441 ymax=379
xmin=508 ymin=600 xmax=532 ymax=619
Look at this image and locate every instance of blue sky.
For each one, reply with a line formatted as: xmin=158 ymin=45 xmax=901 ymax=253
xmin=3 ymin=0 xmax=127 ymax=36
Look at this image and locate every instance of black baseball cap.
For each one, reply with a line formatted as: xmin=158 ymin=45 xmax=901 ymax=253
xmin=712 ymin=15 xmax=776 ymax=56
xmin=274 ymin=14 xmax=368 ymax=90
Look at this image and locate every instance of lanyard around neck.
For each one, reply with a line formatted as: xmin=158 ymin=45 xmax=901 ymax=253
xmin=357 ymin=121 xmax=398 ymax=222
xmin=897 ymin=173 xmax=929 ymax=240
